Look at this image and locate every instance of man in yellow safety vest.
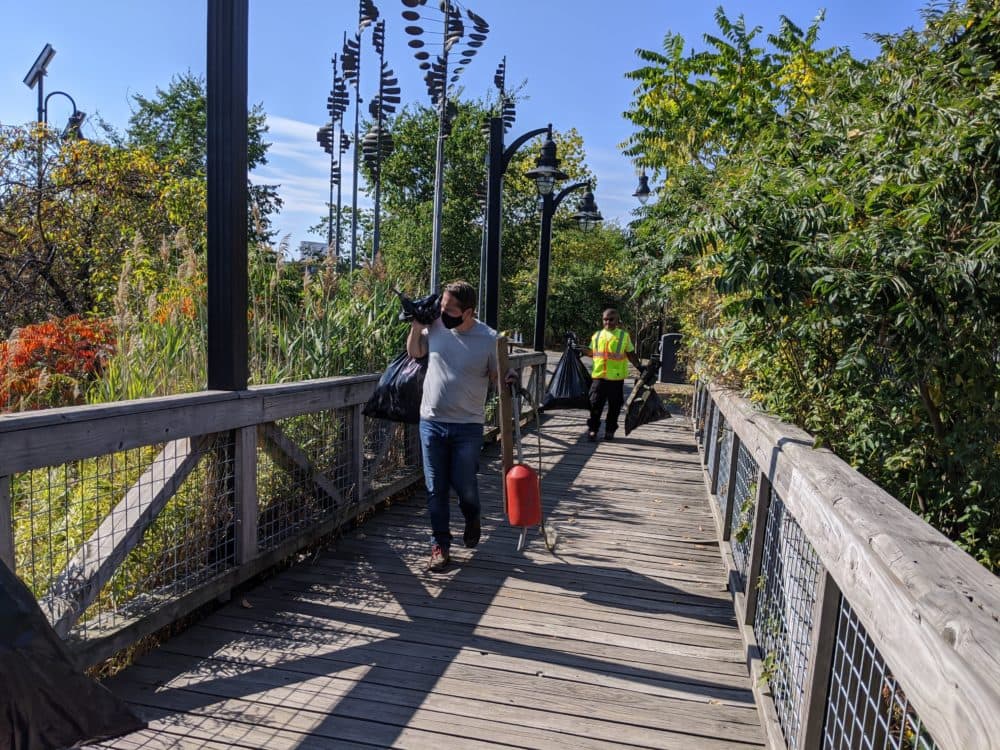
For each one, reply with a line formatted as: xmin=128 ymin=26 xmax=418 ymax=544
xmin=580 ymin=308 xmax=643 ymax=441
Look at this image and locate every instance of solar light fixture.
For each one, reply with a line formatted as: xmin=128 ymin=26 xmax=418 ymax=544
xmin=23 ymin=43 xmax=56 ymax=91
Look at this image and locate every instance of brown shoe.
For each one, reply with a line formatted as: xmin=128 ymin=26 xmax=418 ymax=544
xmin=428 ymin=544 xmax=450 ymax=571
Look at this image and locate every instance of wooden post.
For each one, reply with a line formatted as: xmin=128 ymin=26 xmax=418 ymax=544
xmin=0 ymin=475 xmax=13 ymax=571
xmin=744 ymin=472 xmax=773 ymax=626
xmin=407 ymin=422 xmax=421 ymax=471
xmin=722 ymin=434 xmax=742 ymax=541
xmin=710 ymin=419 xmax=726 ymax=495
xmin=206 ymin=0 xmax=249 ymax=391
xmin=234 ymin=426 xmax=258 ymax=565
xmin=799 ymin=570 xmax=842 ymax=750
xmin=351 ymin=405 xmax=365 ymax=507
xmin=702 ymin=402 xmax=716 ymax=465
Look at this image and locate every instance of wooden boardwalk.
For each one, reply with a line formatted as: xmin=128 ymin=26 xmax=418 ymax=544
xmin=91 ymin=403 xmax=764 ymax=749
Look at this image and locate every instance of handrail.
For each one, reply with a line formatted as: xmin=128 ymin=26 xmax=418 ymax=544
xmin=695 ymin=380 xmax=1000 ymax=750
xmin=0 ymin=350 xmax=547 ymax=667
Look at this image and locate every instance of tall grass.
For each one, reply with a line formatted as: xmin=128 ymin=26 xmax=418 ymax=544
xmin=12 ymin=231 xmax=411 ymax=638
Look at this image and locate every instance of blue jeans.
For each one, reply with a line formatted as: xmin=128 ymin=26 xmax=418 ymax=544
xmin=419 ymin=419 xmax=483 ymax=551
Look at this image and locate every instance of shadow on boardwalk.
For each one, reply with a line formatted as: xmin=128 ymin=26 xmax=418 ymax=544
xmin=94 ymin=402 xmax=764 ymax=749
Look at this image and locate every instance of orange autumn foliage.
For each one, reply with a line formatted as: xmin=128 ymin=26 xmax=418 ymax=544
xmin=0 ymin=315 xmax=116 ymax=412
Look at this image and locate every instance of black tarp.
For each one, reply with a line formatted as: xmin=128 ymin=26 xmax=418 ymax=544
xmin=624 ymin=357 xmax=672 ymax=435
xmin=0 ymin=562 xmax=144 ymax=750
xmin=362 ymin=350 xmax=428 ymax=424
xmin=541 ymin=344 xmax=592 ymax=411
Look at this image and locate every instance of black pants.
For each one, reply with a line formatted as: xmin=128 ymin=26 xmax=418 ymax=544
xmin=587 ymin=378 xmax=625 ymax=436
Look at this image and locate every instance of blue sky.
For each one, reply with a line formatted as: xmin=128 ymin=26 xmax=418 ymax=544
xmin=1 ymin=1 xmax=927 ymax=250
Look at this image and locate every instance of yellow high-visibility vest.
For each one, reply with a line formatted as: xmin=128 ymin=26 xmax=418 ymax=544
xmin=590 ymin=328 xmax=633 ymax=380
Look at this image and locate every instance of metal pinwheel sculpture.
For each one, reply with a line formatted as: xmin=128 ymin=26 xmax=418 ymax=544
xmin=399 ymin=0 xmax=490 ymax=291
xmin=362 ymin=19 xmax=401 ymax=262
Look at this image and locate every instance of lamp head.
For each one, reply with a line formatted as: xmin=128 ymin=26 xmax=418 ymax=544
xmin=524 ymin=124 xmax=568 ymax=197
xmin=63 ymin=110 xmax=86 ymax=139
xmin=572 ymin=185 xmax=603 ymax=232
xmin=633 ymin=172 xmax=651 ymax=204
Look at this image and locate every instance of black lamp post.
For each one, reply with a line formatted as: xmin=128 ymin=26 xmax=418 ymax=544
xmin=482 ymin=122 xmax=565 ymax=330
xmin=528 ymin=176 xmax=603 ymax=352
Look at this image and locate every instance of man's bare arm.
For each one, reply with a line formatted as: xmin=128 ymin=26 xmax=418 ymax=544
xmin=407 ymin=321 xmax=428 ymax=358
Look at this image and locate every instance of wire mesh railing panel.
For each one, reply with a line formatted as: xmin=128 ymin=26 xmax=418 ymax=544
xmin=729 ymin=441 xmax=759 ymax=580
xmin=364 ymin=418 xmax=420 ymax=493
xmin=80 ymin=433 xmax=236 ymax=635
xmin=823 ymin=598 xmax=940 ymax=750
xmin=754 ymin=490 xmax=823 ymax=750
xmin=257 ymin=409 xmax=353 ymax=551
xmin=11 ymin=434 xmax=236 ymax=637
xmin=715 ymin=424 xmax=734 ymax=513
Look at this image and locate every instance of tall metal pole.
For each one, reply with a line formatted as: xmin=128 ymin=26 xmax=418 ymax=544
xmin=534 ymin=191 xmax=555 ymax=352
xmin=326 ymin=55 xmax=337 ymax=250
xmin=483 ymin=119 xmax=548 ymax=330
xmin=428 ymin=1 xmax=451 ymax=294
xmin=372 ymin=23 xmax=385 ymax=264
xmin=349 ymin=31 xmax=362 ymax=272
xmin=533 ymin=180 xmax=588 ymax=352
xmin=206 ymin=0 xmax=249 ymax=390
xmin=482 ymin=116 xmax=504 ymax=328
xmin=337 ymin=32 xmax=348 ymax=261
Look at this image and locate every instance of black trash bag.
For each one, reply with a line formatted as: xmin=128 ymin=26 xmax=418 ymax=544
xmin=541 ymin=338 xmax=592 ymax=411
xmin=396 ymin=290 xmax=441 ymax=325
xmin=362 ymin=350 xmax=428 ymax=423
xmin=624 ymin=356 xmax=672 ymax=435
xmin=0 ymin=562 xmax=145 ymax=750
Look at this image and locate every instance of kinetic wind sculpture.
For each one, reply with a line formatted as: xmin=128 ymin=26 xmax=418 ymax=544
xmin=400 ymin=0 xmax=490 ymax=292
xmin=362 ymin=19 xmax=400 ymax=264
xmin=316 ymin=49 xmax=351 ymax=256
xmin=492 ymin=56 xmax=517 ymax=135
xmin=342 ymin=0 xmax=381 ymax=271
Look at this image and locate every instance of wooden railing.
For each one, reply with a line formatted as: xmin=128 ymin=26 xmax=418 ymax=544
xmin=0 ymin=350 xmax=547 ymax=669
xmin=693 ymin=380 xmax=1000 ymax=750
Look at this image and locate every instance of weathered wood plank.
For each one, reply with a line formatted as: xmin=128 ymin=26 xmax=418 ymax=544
xmin=711 ymin=384 xmax=1000 ymax=750
xmin=0 ymin=377 xmax=381 ymax=475
xmin=42 ymin=435 xmax=212 ymax=636
xmin=90 ymin=389 xmax=763 ymax=749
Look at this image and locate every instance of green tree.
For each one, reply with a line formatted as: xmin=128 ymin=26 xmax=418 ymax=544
xmin=623 ymin=2 xmax=1000 ymax=567
xmin=126 ymin=72 xmax=282 ymax=243
xmin=0 ymin=125 xmax=204 ymax=332
xmin=369 ymin=97 xmax=617 ymax=340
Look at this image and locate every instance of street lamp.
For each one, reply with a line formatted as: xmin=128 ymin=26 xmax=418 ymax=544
xmin=632 ymin=171 xmax=651 ymax=205
xmin=532 ymin=179 xmax=602 ymax=351
xmin=23 ymin=44 xmax=86 ymax=137
xmin=483 ymin=121 xmax=566 ymax=329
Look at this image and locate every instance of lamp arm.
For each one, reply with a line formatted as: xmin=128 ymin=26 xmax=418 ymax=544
xmin=42 ymin=90 xmax=78 ymax=123
xmin=501 ymin=126 xmax=548 ymax=172
xmin=552 ymin=181 xmax=590 ymax=211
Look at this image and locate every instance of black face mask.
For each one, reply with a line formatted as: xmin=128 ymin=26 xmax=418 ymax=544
xmin=441 ymin=310 xmax=465 ymax=329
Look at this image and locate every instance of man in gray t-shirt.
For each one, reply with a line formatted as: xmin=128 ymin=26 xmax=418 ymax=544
xmin=407 ymin=280 xmax=498 ymax=571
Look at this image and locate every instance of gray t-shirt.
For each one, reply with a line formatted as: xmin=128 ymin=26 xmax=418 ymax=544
xmin=420 ymin=319 xmax=498 ymax=423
